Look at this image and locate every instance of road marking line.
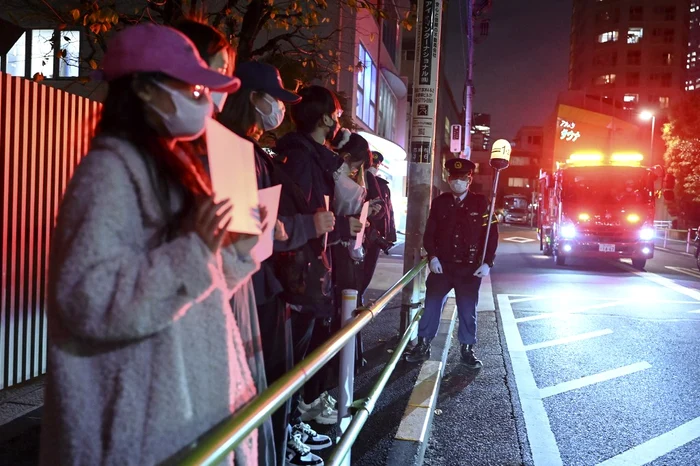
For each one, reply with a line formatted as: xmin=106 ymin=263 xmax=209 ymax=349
xmin=515 ymin=301 xmax=622 ymax=323
xmin=504 ymin=236 xmax=536 ymax=243
xmin=597 ymin=416 xmax=700 ymax=466
xmin=689 ymin=309 xmax=700 ymax=314
xmin=665 ymin=266 xmax=700 ymax=280
xmin=524 ymin=329 xmax=613 ymax=351
xmin=539 ymin=362 xmax=652 ymax=399
xmin=614 ymin=262 xmax=700 ymax=301
xmin=509 ymin=296 xmax=549 ymax=304
xmin=509 ymin=294 xmax=699 ymax=305
xmin=498 ymin=294 xmax=563 ymax=466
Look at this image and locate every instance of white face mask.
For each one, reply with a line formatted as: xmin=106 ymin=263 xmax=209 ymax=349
xmin=449 ymin=179 xmax=469 ymax=194
xmin=148 ymin=80 xmax=212 ymax=140
xmin=255 ymin=94 xmax=285 ymax=131
xmin=367 ymin=167 xmax=379 ymax=176
xmin=211 ymin=91 xmax=228 ymax=113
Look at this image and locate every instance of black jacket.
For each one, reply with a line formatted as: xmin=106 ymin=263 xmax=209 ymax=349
xmin=249 ymin=140 xmax=318 ymax=305
xmin=275 ymin=132 xmax=354 ymax=242
xmin=423 ymin=191 xmax=498 ymax=268
xmin=378 ymin=177 xmax=397 ymax=241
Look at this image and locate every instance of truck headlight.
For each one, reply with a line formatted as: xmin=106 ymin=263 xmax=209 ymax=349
xmin=560 ymin=224 xmax=576 ymax=239
xmin=639 ymin=228 xmax=654 ymax=241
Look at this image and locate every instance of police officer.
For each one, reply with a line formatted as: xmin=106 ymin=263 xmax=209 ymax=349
xmin=406 ymin=158 xmax=498 ymax=369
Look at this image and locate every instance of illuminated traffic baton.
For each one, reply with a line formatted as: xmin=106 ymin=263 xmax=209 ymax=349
xmin=481 ymin=139 xmax=512 ymax=265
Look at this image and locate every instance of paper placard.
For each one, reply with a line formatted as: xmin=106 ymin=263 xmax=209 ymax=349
xmin=250 ymin=185 xmax=282 ymax=263
xmin=323 ymin=195 xmax=330 ymax=253
xmin=354 ymin=202 xmax=370 ymax=250
xmin=205 ymin=118 xmax=261 ymax=235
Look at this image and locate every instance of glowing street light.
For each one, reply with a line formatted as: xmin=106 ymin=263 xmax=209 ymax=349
xmin=639 ymin=110 xmax=656 ymax=162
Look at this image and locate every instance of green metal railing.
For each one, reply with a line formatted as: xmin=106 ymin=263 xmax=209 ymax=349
xmin=172 ymin=258 xmax=428 ymax=466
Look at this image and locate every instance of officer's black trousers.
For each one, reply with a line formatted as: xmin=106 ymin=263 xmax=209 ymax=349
xmin=418 ymin=263 xmax=482 ymax=345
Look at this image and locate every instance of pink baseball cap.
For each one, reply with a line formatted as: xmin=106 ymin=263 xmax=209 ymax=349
xmin=93 ymin=23 xmax=240 ymax=93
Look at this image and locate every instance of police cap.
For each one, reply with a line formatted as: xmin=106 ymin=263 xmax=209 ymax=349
xmin=445 ymin=158 xmax=476 ymax=175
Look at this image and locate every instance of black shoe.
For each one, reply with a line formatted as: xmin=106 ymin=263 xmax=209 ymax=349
xmin=291 ymin=422 xmax=333 ymax=451
xmin=406 ymin=337 xmax=431 ymax=363
xmin=460 ymin=344 xmax=483 ymax=370
xmin=285 ymin=431 xmax=324 ymax=465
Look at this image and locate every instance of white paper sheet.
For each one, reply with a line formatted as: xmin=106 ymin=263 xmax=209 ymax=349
xmin=250 ymin=185 xmax=282 ymax=263
xmin=323 ymin=195 xmax=330 ymax=253
xmin=354 ymin=201 xmax=370 ymax=250
xmin=205 ymin=118 xmax=261 ymax=235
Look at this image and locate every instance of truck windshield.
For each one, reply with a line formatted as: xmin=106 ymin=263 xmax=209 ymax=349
xmin=562 ymin=167 xmax=653 ymax=205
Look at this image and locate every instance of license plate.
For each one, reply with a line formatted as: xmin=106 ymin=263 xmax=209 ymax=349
xmin=599 ymin=244 xmax=616 ymax=252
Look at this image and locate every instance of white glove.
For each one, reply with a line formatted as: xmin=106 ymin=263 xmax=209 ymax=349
xmin=473 ymin=263 xmax=491 ymax=278
xmin=429 ymin=257 xmax=443 ymax=274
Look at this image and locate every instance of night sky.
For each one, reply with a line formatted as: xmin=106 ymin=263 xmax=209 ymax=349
xmin=472 ymin=0 xmax=573 ymax=141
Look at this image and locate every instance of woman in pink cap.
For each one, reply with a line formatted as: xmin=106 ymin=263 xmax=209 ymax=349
xmin=41 ymin=23 xmax=260 ymax=465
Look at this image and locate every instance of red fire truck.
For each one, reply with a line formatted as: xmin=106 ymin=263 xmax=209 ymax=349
xmin=537 ymin=152 xmax=674 ymax=270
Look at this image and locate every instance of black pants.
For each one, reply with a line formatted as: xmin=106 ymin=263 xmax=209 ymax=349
xmin=257 ymin=297 xmax=293 ymax=465
xmin=361 ymin=243 xmax=382 ymax=304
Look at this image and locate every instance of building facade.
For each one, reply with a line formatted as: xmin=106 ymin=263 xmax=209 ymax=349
xmin=686 ymin=1 xmax=700 ymax=90
xmin=569 ymin=0 xmax=689 ymax=114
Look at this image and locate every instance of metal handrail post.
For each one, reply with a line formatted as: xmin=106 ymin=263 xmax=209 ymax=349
xmin=687 ymin=229 xmax=692 ymax=254
xmin=337 ymin=289 xmax=358 ymax=464
xmin=327 ymin=307 xmax=426 ymax=466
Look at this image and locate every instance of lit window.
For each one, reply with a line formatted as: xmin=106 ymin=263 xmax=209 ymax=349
xmin=1 ymin=28 xmax=81 ymax=79
xmin=356 ymin=43 xmax=377 ymax=129
xmin=598 ymin=31 xmax=619 ymax=43
xmin=510 ymin=157 xmax=529 ymax=166
xmin=624 ymin=94 xmax=639 ymax=103
xmin=628 ymin=28 xmax=643 ymax=43
xmin=59 ymin=31 xmax=80 ymax=78
xmin=594 ymin=73 xmax=616 ymax=85
xmin=659 ymin=96 xmax=670 ymax=108
xmin=508 ymin=177 xmax=528 ymax=188
xmin=5 ymin=32 xmax=26 ymax=77
xmin=31 ymin=29 xmax=55 ymax=78
xmin=377 ymin=77 xmax=397 ymax=140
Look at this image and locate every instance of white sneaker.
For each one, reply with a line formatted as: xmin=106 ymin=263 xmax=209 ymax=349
xmin=285 ymin=431 xmax=324 ymax=466
xmin=309 ymin=392 xmax=338 ymax=425
xmin=299 ymin=397 xmax=325 ymax=422
xmin=320 ymin=392 xmax=337 ymax=409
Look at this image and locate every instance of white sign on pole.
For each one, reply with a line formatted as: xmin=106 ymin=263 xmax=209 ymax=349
xmin=409 ymin=0 xmax=443 ymax=164
xmin=450 ymin=124 xmax=462 ymax=153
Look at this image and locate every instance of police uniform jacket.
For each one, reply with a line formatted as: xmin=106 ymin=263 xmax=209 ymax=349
xmin=423 ymin=191 xmax=499 ymax=270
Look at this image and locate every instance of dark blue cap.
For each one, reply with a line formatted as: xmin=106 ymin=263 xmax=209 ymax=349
xmin=445 ymin=158 xmax=476 ymax=174
xmin=235 ymin=61 xmax=301 ymax=103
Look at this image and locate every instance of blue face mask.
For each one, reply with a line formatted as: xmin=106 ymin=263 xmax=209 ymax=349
xmin=211 ymin=92 xmax=228 ymax=113
xmin=450 ymin=179 xmax=469 ymax=194
xmin=255 ymin=94 xmax=285 ymax=131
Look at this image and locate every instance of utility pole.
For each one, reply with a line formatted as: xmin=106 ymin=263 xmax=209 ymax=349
xmin=463 ymin=0 xmax=474 ymax=160
xmin=401 ymin=0 xmax=445 ymax=335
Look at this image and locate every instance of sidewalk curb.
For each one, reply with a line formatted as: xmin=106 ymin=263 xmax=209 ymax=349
xmin=384 ymin=275 xmax=493 ymax=466
xmin=656 ymin=246 xmax=694 ymax=258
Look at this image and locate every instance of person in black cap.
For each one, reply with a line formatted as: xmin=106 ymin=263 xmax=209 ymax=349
xmin=405 ymin=157 xmax=499 ymax=370
xmin=218 ymin=62 xmax=335 ymax=466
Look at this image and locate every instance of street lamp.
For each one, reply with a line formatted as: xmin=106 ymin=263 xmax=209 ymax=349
xmin=639 ymin=110 xmax=656 ymax=162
